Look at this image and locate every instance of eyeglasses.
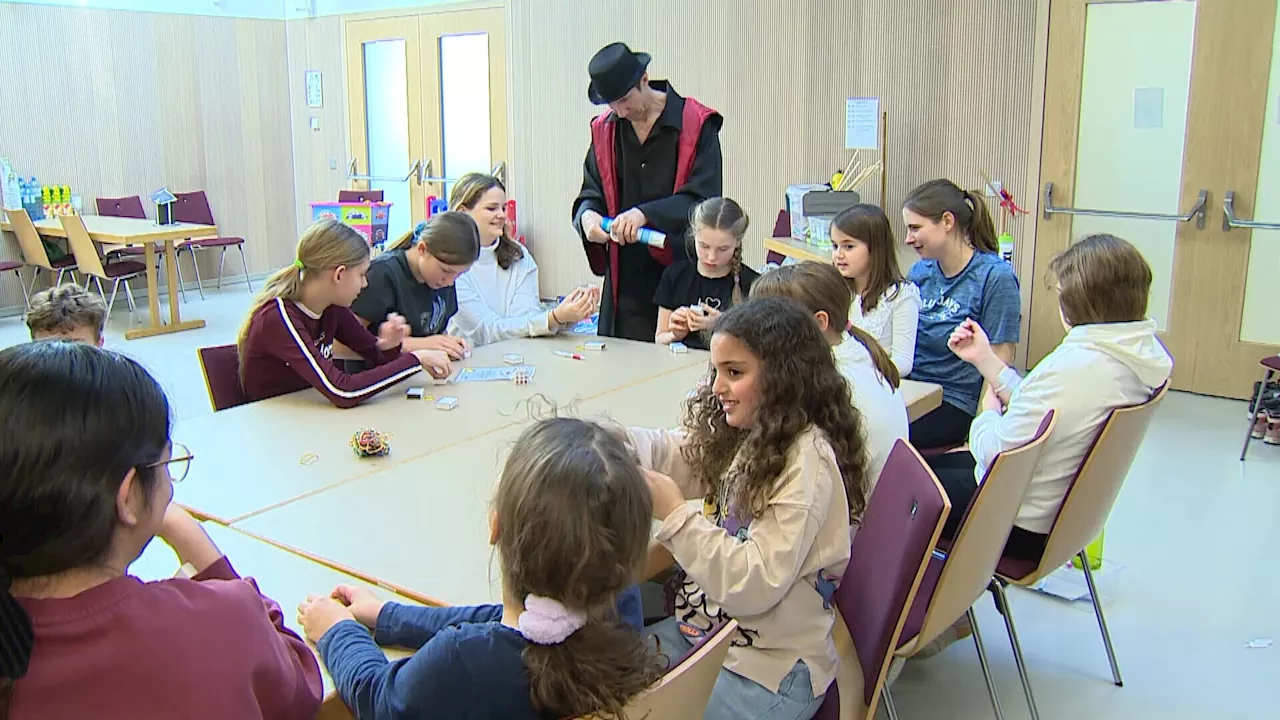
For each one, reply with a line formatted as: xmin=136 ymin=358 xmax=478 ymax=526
xmin=144 ymin=442 xmax=194 ymax=483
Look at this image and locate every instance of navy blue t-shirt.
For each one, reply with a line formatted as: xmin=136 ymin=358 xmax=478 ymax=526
xmin=907 ymin=251 xmax=1021 ymax=415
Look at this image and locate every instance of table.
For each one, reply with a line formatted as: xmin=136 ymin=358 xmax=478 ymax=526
xmin=763 ymin=235 xmax=832 ymax=264
xmin=130 ymin=521 xmax=423 ymax=708
xmin=0 ymin=215 xmax=217 ymax=339
xmin=233 ymin=362 xmax=942 ymax=605
xmin=173 ymin=335 xmax=708 ymax=523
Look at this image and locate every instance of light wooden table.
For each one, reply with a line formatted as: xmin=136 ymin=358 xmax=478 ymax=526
xmin=0 ymin=215 xmax=217 ymax=339
xmin=173 ymin=335 xmax=708 ymax=524
xmin=234 ymin=361 xmax=943 ymax=606
xmin=130 ymin=520 xmax=425 ymax=711
xmin=763 ymin=235 xmax=833 ymax=264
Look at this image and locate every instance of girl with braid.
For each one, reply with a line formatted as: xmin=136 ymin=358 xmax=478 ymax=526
xmin=654 ymin=197 xmax=759 ymax=349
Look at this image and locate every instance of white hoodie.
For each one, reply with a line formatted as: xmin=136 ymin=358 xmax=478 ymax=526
xmin=970 ymin=319 xmax=1173 ymax=534
xmin=448 ymin=241 xmax=556 ymax=347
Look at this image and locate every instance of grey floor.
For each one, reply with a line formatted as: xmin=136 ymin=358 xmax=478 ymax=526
xmin=1 ymin=285 xmax=1277 ymax=719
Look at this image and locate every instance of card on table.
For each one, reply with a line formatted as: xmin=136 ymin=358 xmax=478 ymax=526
xmin=453 ymin=365 xmax=538 ymax=383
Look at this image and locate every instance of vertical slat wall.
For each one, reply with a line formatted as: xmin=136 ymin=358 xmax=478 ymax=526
xmin=0 ymin=3 xmax=296 ymax=313
xmin=286 ymin=16 xmax=351 ymax=242
xmin=507 ymin=0 xmax=1041 ymax=297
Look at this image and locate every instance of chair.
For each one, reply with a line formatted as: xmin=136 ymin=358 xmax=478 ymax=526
xmin=5 ymin=208 xmax=78 ymax=297
xmin=992 ymin=385 xmax=1169 ymax=719
xmin=338 ymin=189 xmax=384 ymax=203
xmin=897 ymin=410 xmax=1058 ymax=720
xmin=95 ymin=195 xmax=146 ymax=218
xmin=819 ymin=440 xmax=951 ymax=720
xmin=60 ymin=214 xmax=143 ymax=315
xmin=197 ymin=344 xmax=251 ymax=412
xmin=1241 ymin=355 xmax=1280 ymax=460
xmin=603 ymin=619 xmax=739 ymax=720
xmin=0 ymin=259 xmax=28 ymax=308
xmin=95 ymin=195 xmax=192 ymax=302
xmin=172 ymin=190 xmax=252 ymax=298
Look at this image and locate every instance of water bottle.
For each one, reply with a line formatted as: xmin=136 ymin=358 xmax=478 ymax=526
xmin=600 ymin=217 xmax=666 ymax=249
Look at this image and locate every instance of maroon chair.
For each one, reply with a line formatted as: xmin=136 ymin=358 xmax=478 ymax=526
xmin=0 ymin=259 xmax=28 ymax=308
xmin=196 ymin=344 xmax=251 ymax=412
xmin=1242 ymin=355 xmax=1280 ymax=459
xmin=96 ymin=195 xmax=192 ymax=301
xmin=172 ymin=190 xmax=252 ymax=299
xmin=338 ymin=189 xmax=384 ymax=203
xmin=95 ymin=196 xmax=146 ymax=218
xmin=816 ymin=440 xmax=951 ymax=720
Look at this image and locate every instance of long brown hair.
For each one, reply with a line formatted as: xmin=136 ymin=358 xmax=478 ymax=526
xmin=494 ymin=418 xmax=663 ymax=717
xmin=236 ymin=220 xmax=369 ymax=383
xmin=681 ymin=297 xmax=869 ymax=522
xmin=750 ymin=263 xmax=900 ymax=388
xmin=903 ymin=178 xmax=998 ymax=253
xmin=689 ymin=197 xmax=750 ymax=304
xmin=831 ymin=204 xmax=905 ymax=314
xmin=386 ymin=211 xmax=482 ymax=266
xmin=450 ymin=173 xmax=525 ymax=270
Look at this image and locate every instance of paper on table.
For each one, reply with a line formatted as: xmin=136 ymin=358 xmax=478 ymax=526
xmin=454 ymin=365 xmax=537 ymax=383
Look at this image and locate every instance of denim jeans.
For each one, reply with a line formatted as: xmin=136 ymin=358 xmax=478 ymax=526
xmin=647 ymin=617 xmax=825 ymax=720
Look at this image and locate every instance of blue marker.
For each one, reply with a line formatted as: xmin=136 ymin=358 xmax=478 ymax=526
xmin=601 ymin=217 xmax=666 ymax=248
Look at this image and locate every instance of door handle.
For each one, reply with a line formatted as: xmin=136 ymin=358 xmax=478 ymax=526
xmin=1042 ymin=182 xmax=1209 ymax=230
xmin=1222 ymin=191 xmax=1280 ymax=231
xmin=346 ymin=159 xmax=422 ymax=184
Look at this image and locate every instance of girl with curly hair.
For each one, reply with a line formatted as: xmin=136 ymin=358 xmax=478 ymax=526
xmin=628 ymin=295 xmax=869 ymax=720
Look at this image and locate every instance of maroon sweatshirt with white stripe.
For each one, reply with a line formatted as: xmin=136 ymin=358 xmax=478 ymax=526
xmin=241 ymin=297 xmax=422 ymax=408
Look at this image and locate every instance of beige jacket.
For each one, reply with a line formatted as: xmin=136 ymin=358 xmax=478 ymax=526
xmin=628 ymin=425 xmax=851 ymax=696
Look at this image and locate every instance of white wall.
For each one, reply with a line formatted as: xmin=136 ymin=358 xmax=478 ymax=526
xmin=0 ymin=0 xmax=286 ymax=19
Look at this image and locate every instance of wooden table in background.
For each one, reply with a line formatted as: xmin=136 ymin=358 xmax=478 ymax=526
xmin=0 ymin=215 xmax=217 ymax=339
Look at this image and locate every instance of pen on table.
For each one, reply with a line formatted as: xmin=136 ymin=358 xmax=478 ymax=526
xmin=553 ymin=350 xmax=585 ymax=360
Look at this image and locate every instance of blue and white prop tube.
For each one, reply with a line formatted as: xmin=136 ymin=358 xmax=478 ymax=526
xmin=601 ymin=217 xmax=666 ymax=248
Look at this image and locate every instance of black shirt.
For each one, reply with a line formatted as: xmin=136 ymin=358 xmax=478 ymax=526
xmin=350 ymin=249 xmax=456 ymax=337
xmin=572 ymin=81 xmax=724 ymax=341
xmin=653 ymin=262 xmax=760 ymax=350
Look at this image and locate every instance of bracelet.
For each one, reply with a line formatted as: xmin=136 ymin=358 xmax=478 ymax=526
xmin=550 ymin=308 xmax=562 ymax=326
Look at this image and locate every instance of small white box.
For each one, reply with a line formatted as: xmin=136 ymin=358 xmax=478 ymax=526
xmin=502 ymin=353 xmax=524 ymax=365
xmin=583 ymin=341 xmax=606 ymax=351
xmin=670 ymin=342 xmax=688 ymax=354
xmin=435 ymin=396 xmax=459 ymax=411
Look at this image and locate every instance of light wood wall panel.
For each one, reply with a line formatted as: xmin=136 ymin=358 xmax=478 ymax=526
xmin=286 ymin=15 xmax=351 ymax=239
xmin=0 ymin=3 xmax=297 ymax=312
xmin=507 ymin=0 xmax=1041 ymax=299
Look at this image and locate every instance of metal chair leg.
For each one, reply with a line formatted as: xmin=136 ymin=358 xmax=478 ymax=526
xmin=216 ymin=247 xmax=227 ymax=289
xmin=56 ymin=267 xmax=68 ymax=286
xmin=122 ymin=279 xmax=136 ymax=314
xmin=882 ymin=686 xmax=900 ymax=720
xmin=26 ymin=267 xmax=42 ymax=301
xmin=1242 ymin=368 xmax=1272 ymax=461
xmin=14 ymin=268 xmax=30 ymax=308
xmin=991 ymin=580 xmax=1040 ymax=720
xmin=186 ymin=246 xmax=206 ymax=300
xmin=969 ymin=607 xmax=1005 ymax=720
xmin=1079 ymin=550 xmax=1124 ymax=687
xmin=100 ymin=277 xmax=117 ymax=316
xmin=238 ymin=244 xmax=253 ymax=291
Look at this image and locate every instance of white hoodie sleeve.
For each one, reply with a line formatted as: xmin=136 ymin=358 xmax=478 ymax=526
xmin=450 ymin=254 xmax=555 ymax=347
xmin=887 ymin=283 xmax=921 ymax=376
xmin=969 ymin=364 xmax=1052 ymax=476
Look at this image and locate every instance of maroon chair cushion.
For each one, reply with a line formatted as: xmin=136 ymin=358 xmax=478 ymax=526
xmin=338 ymin=190 xmax=384 ymax=203
xmin=1263 ymin=356 xmax=1280 ymax=372
xmin=186 ymin=236 xmax=244 ymax=248
xmin=50 ymin=256 xmax=77 ymax=269
xmin=0 ymin=260 xmax=22 ymax=272
xmin=994 ymin=555 xmax=1040 ymax=582
xmin=103 ymin=261 xmax=146 ymax=278
xmin=95 ymin=196 xmax=146 ymax=219
xmin=197 ymin=344 xmax=251 ymax=412
xmin=897 ymin=554 xmax=944 ymax=648
xmin=172 ymin=191 xmax=217 ymax=226
xmin=817 ymin=440 xmax=949 ymax=715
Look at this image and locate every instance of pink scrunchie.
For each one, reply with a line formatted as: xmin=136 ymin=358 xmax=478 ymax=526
xmin=517 ymin=594 xmax=588 ymax=645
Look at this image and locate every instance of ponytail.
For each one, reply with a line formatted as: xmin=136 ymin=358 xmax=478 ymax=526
xmin=963 ymin=190 xmax=999 ymax=253
xmin=0 ymin=571 xmax=34 ymax=720
xmin=523 ymin=615 xmax=663 ymax=717
xmin=903 ymin=179 xmax=999 ymax=253
xmin=848 ymin=325 xmax=900 ymax=389
xmin=730 ymin=245 xmax=744 ymax=305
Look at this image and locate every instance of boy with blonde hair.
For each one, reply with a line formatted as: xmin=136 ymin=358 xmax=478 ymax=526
xmin=25 ymin=284 xmax=107 ymax=346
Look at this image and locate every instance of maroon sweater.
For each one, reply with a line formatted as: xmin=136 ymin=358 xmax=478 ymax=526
xmin=241 ymin=297 xmax=422 ymax=408
xmin=11 ymin=557 xmax=322 ymax=720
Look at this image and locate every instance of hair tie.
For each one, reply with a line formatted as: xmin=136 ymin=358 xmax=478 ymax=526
xmin=517 ymin=594 xmax=588 ymax=645
xmin=293 ymin=259 xmax=305 ymax=271
xmin=413 ymin=221 xmax=428 ymax=241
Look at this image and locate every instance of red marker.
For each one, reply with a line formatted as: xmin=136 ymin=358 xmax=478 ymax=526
xmin=553 ymin=350 xmax=585 ymax=360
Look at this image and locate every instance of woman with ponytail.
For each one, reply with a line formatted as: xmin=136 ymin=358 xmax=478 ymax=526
xmin=654 ymin=197 xmax=759 ymax=349
xmin=297 ymin=418 xmax=662 ymax=719
xmin=751 ymin=261 xmax=908 ymax=486
xmin=0 ymin=342 xmax=322 ymax=719
xmin=901 ymin=178 xmax=1021 ymax=449
xmin=238 ymin=220 xmax=451 ymax=408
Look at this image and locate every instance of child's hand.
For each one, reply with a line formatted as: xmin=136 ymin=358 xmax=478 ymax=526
xmin=330 ymin=584 xmax=388 ymax=630
xmin=981 ymin=385 xmax=1005 ymax=415
xmin=376 ymin=313 xmax=410 ymax=351
xmin=644 ymin=469 xmax=684 ymax=521
xmin=668 ymin=308 xmax=691 ymax=340
xmin=553 ymin=287 xmax=599 ymax=326
xmin=947 ymin=318 xmax=993 ymax=366
xmin=686 ymin=305 xmax=719 ymax=333
xmin=420 ymin=334 xmax=470 ymax=360
xmin=298 ymin=595 xmax=355 ymax=644
xmin=412 ymin=349 xmax=452 ymax=379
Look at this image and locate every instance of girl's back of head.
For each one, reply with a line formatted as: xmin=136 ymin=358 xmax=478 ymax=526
xmin=830 ymin=203 xmax=905 ymax=313
xmin=494 ymin=418 xmax=662 ymax=717
xmin=682 ymin=296 xmax=869 ymax=522
xmin=689 ymin=197 xmax=750 ymax=303
xmin=903 ymin=178 xmax=998 ymax=253
xmin=751 ymin=262 xmax=900 ymax=388
xmin=387 ymin=211 xmax=482 ymax=265
xmin=0 ymin=341 xmax=172 ymax=711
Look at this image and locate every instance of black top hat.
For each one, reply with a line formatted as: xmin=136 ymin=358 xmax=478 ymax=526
xmin=587 ymin=42 xmax=651 ymax=105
